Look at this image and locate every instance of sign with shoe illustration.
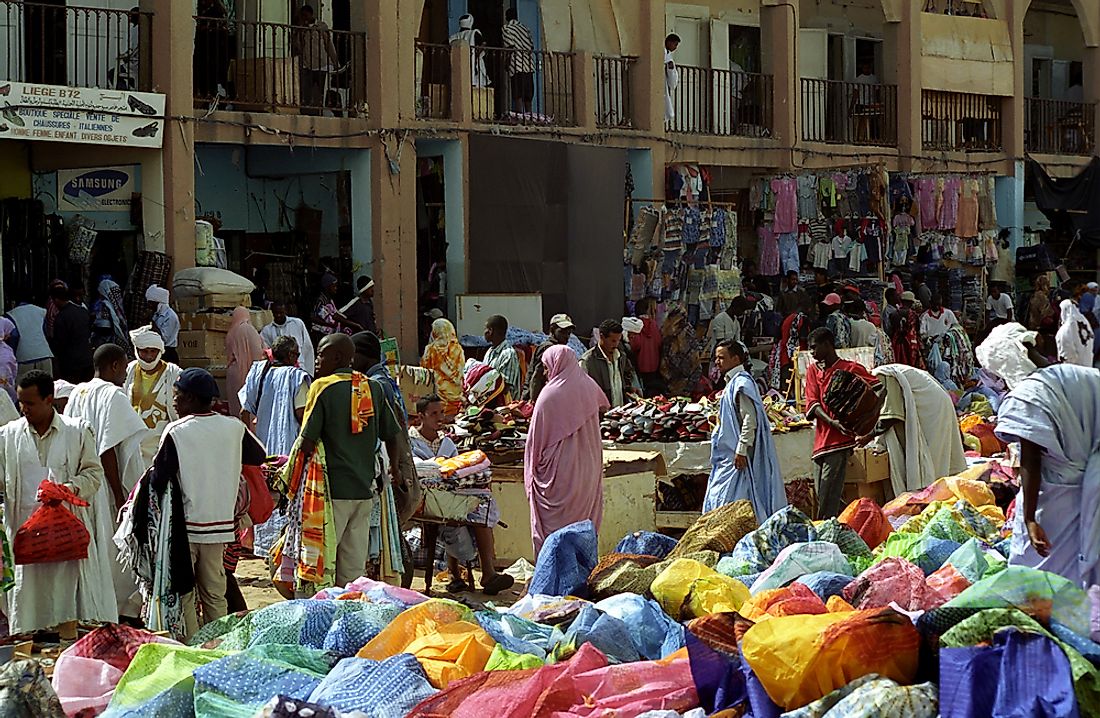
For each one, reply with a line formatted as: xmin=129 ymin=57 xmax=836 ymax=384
xmin=0 ymin=82 xmax=165 ymax=148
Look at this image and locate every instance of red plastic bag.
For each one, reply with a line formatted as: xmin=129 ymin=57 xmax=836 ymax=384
xmin=14 ymin=480 xmax=91 ymax=565
xmin=242 ymin=465 xmax=274 ymax=526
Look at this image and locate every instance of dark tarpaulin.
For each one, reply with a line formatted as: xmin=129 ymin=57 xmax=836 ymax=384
xmin=467 ymin=135 xmax=626 ymax=334
xmin=1027 ymin=156 xmax=1100 ymax=246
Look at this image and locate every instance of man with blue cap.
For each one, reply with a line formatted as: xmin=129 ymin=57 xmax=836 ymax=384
xmin=141 ymin=367 xmax=265 ymax=638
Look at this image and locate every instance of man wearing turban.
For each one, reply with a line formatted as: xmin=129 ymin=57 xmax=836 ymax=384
xmin=124 ymin=325 xmax=183 ymax=466
xmin=145 ymin=284 xmax=180 ymax=364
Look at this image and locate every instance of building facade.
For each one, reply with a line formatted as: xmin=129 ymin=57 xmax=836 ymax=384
xmin=0 ymin=0 xmax=1096 ymax=356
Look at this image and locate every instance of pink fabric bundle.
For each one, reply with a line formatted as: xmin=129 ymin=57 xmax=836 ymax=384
xmin=407 ymin=643 xmax=698 ymax=718
xmin=51 ymin=624 xmax=179 ymax=716
xmin=842 ymin=557 xmax=947 ymax=612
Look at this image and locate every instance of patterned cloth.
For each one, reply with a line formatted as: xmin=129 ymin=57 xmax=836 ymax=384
xmin=940 ymin=608 xmax=1100 ymax=716
xmin=0 ymin=659 xmax=65 ymax=718
xmin=939 ymin=630 xmax=1077 ymax=718
xmin=942 ymin=566 xmax=1091 ymax=639
xmin=192 ymin=644 xmax=336 ymax=717
xmin=796 ymin=571 xmax=856 ymax=600
xmin=719 ymin=506 xmax=816 ymax=576
xmin=814 ymin=518 xmax=873 ymax=560
xmin=839 ymin=498 xmax=894 ymax=550
xmin=787 ymin=674 xmax=937 ymax=717
xmin=307 ymin=654 xmax=437 ymax=718
xmin=588 ymin=553 xmax=662 ymax=600
xmin=273 ymin=438 xmax=335 ymax=589
xmin=748 ymin=542 xmax=853 ymax=594
xmin=529 ymin=520 xmax=598 ymax=599
xmin=668 ymin=499 xmax=758 ymax=560
xmin=256 ymin=696 xmax=365 ymax=718
xmin=842 ymin=557 xmax=946 ymax=611
xmin=105 ymin=643 xmax=230 ymax=715
xmin=614 ymin=531 xmax=677 ymax=559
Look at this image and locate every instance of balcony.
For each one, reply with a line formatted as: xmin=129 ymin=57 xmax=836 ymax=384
xmin=470 ymin=46 xmax=575 ymax=126
xmin=921 ymin=90 xmax=1002 ymax=151
xmin=192 ymin=17 xmax=367 ymax=117
xmin=801 ymin=78 xmax=898 ymax=147
xmin=415 ymin=42 xmax=451 ymax=120
xmin=0 ymin=1 xmax=152 ymax=91
xmin=1025 ymin=98 xmax=1094 ymax=156
xmin=670 ymin=66 xmax=773 ymax=138
xmin=595 ymin=55 xmax=636 ymax=129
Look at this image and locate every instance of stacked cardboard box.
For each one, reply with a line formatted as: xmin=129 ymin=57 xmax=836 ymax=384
xmin=174 ymin=308 xmax=274 ymax=399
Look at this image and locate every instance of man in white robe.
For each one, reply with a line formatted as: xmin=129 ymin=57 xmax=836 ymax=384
xmin=65 ymin=343 xmax=148 ymax=618
xmin=0 ymin=370 xmax=116 ymax=633
xmin=851 ymin=363 xmax=967 ymax=498
xmin=260 ymin=301 xmax=315 ymax=377
xmin=123 ymin=326 xmax=182 ymax=467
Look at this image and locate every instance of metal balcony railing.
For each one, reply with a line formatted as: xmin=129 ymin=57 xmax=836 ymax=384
xmin=921 ymin=89 xmax=1002 ymax=151
xmin=801 ymin=78 xmax=898 ymax=146
xmin=1025 ymin=97 xmax=1094 ymax=156
xmin=0 ymin=1 xmax=153 ymax=91
xmin=193 ymin=16 xmax=367 ymax=117
xmin=669 ymin=66 xmax=773 ymax=138
xmin=595 ymin=55 xmax=636 ymax=129
xmin=415 ymin=42 xmax=451 ymax=120
xmin=468 ymin=46 xmax=575 ymax=126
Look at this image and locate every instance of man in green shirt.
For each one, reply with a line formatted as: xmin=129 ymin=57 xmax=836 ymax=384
xmin=300 ymin=333 xmax=402 ymax=586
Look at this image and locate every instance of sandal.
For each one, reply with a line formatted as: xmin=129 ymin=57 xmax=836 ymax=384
xmin=446 ymin=578 xmax=469 ymax=593
xmin=480 ymin=572 xmax=515 ymax=596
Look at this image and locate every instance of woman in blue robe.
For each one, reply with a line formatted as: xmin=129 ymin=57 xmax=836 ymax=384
xmin=703 ymin=339 xmax=787 ymax=521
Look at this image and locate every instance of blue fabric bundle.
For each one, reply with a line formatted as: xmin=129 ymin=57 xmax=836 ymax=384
xmin=615 ymin=531 xmax=677 ymax=559
xmin=913 ymin=537 xmax=963 ymax=576
xmin=475 ymin=611 xmax=565 ymax=659
xmin=562 ymin=604 xmax=641 ymax=664
xmin=796 ymin=571 xmax=855 ymax=600
xmin=594 ymin=594 xmax=685 ymax=660
xmin=939 ymin=630 xmax=1078 ymax=718
xmin=193 ymin=645 xmax=337 ymax=718
xmin=530 ymin=520 xmax=599 ymax=598
xmin=308 ymin=655 xmax=437 ymax=718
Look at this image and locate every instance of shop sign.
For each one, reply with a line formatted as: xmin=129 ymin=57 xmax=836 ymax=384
xmin=57 ymin=166 xmax=137 ymax=213
xmin=0 ymin=82 xmax=165 ymax=148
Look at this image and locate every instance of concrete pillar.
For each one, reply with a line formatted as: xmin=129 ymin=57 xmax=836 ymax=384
xmin=369 ymin=140 xmax=419 ymax=356
xmin=1085 ymin=46 xmax=1100 ymax=157
xmin=365 ymin=0 xmax=416 ymax=127
xmin=887 ymin=0 xmax=923 ymax=171
xmin=144 ymin=0 xmax=195 ymax=269
xmin=574 ymin=51 xmax=597 ymax=131
xmin=761 ymin=0 xmax=798 ymax=154
xmin=1002 ymin=0 xmax=1026 ymax=162
xmin=636 ymin=0 xmax=666 ymax=134
xmin=450 ymin=42 xmax=473 ymax=123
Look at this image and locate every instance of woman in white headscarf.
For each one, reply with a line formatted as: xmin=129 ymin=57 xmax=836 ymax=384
xmin=450 ymin=14 xmax=489 ymax=87
xmin=124 ymin=325 xmax=183 ymax=466
xmin=1056 ymin=298 xmax=1093 ymax=367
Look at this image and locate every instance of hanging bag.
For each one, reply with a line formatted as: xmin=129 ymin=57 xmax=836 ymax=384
xmin=13 ymin=480 xmax=91 ymax=565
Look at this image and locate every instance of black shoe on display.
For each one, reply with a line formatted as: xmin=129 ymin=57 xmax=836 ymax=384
xmin=1 ymin=104 xmax=23 ymax=127
xmin=132 ymin=121 xmax=159 ymax=137
xmin=127 ymin=94 xmax=156 ymax=115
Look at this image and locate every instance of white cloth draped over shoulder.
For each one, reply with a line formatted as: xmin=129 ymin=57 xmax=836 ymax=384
xmin=124 ymin=360 xmax=183 ymax=467
xmin=872 ymin=364 xmax=966 ymax=497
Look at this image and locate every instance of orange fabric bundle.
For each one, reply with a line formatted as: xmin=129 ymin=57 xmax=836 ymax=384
xmin=926 ymin=563 xmax=971 ymax=601
xmin=740 ymin=583 xmax=828 ymax=622
xmin=838 ymin=498 xmax=893 ymax=550
xmin=434 ymin=450 xmax=490 ymax=478
xmin=14 ymin=480 xmax=90 ymax=565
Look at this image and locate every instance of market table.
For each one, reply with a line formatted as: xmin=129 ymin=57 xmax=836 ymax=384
xmin=487 ymin=450 xmax=665 ymax=565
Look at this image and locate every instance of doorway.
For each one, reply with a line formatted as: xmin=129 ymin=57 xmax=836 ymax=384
xmin=23 ymin=0 xmax=66 ymax=85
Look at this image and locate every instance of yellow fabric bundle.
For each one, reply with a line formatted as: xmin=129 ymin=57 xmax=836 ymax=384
xmin=650 ymin=558 xmax=749 ymax=620
xmin=740 ymin=608 xmax=921 ymax=710
xmin=433 ymin=450 xmax=490 ymax=478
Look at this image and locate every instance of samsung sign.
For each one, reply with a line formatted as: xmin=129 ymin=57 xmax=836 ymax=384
xmin=57 ymin=166 xmax=137 ymax=213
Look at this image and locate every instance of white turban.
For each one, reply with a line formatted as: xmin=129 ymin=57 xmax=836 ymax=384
xmin=459 ymin=13 xmax=474 ymax=29
xmin=54 ymin=380 xmax=76 ymax=400
xmin=130 ymin=325 xmax=165 ymax=353
xmin=145 ymin=284 xmax=170 ymax=306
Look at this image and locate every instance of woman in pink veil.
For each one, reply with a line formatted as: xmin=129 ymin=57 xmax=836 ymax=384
xmin=524 ymin=344 xmax=610 ymax=558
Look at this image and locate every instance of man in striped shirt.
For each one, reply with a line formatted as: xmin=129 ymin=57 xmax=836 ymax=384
xmin=502 ymin=8 xmax=535 ymax=114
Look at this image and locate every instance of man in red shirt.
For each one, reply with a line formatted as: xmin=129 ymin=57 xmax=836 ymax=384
xmin=804 ymin=327 xmax=877 ymax=518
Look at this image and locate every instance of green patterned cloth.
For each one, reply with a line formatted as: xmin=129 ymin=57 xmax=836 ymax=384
xmin=940 ymin=608 xmax=1100 ymax=716
xmin=944 ymin=566 xmax=1091 ymax=638
xmin=106 ymin=643 xmax=230 ymax=714
xmin=815 ymin=518 xmax=873 ymax=560
xmin=783 ymin=673 xmax=938 ymax=717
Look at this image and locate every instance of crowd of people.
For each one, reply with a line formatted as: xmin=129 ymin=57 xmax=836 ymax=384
xmin=1 ymin=262 xmax=1098 ymax=667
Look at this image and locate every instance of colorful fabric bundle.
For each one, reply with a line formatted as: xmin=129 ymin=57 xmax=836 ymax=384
xmin=272 ymin=438 xmax=335 ymax=589
xmin=192 ymin=644 xmax=337 ymax=717
xmin=720 ymin=506 xmax=817 ymax=577
xmin=821 ymin=368 xmax=878 ymax=432
xmin=842 ymin=557 xmax=947 ymax=611
xmin=434 ymin=450 xmax=489 ymax=478
xmin=529 ymin=520 xmax=598 ymax=599
xmin=668 ymin=499 xmax=758 ymax=560
xmin=839 ymin=497 xmax=894 ymax=550
xmin=739 ymin=583 xmax=828 ymax=622
xmin=650 ymin=558 xmax=750 ymax=620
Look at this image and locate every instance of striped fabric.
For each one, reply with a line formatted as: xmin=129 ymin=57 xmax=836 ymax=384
xmin=502 ymin=20 xmax=535 ymax=75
